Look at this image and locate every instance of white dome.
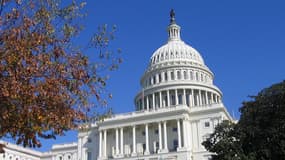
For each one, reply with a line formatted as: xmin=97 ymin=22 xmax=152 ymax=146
xmin=150 ymin=40 xmax=205 ymax=67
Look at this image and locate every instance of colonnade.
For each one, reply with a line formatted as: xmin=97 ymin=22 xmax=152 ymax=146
xmin=98 ymin=119 xmax=188 ymax=159
xmin=136 ymin=88 xmax=221 ymax=111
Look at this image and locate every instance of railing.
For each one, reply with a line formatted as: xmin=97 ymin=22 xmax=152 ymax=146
xmin=104 ymin=103 xmax=223 ymax=121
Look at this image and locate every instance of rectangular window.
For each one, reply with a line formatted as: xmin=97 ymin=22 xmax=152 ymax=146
xmin=87 ymin=152 xmax=92 ymax=160
xmin=178 ymin=94 xmax=183 ymax=104
xmin=205 ymin=122 xmax=210 ymax=128
xmin=172 ymin=127 xmax=177 ymax=132
xmin=155 ymin=129 xmax=158 ymax=134
xmin=171 ymin=95 xmax=176 ymax=105
xmin=173 ymin=139 xmax=178 ymax=150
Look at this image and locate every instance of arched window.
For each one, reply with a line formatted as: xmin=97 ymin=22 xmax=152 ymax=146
xmin=177 ymin=71 xmax=181 ymax=79
xmin=171 ymin=71 xmax=174 ymax=80
xmin=184 ymin=71 xmax=187 ymax=79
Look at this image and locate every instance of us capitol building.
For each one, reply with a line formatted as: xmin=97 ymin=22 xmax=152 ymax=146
xmin=0 ymin=10 xmax=233 ymax=160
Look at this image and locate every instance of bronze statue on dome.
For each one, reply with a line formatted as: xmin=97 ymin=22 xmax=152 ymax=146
xmin=170 ymin=9 xmax=176 ymax=24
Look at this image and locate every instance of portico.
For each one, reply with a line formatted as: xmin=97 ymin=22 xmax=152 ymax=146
xmin=97 ymin=111 xmax=191 ymax=159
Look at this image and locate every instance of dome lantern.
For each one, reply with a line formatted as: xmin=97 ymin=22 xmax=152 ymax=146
xmin=168 ymin=9 xmax=181 ymax=41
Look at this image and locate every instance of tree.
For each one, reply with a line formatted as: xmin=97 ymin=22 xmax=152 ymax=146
xmin=202 ymin=120 xmax=248 ymax=160
xmin=203 ymin=80 xmax=285 ymax=160
xmin=0 ymin=0 xmax=122 ymax=151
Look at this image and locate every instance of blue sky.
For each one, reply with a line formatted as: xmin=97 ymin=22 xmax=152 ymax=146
xmin=26 ymin=0 xmax=285 ymax=151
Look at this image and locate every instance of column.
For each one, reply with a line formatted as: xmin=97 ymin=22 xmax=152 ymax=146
xmin=163 ymin=121 xmax=168 ymax=151
xmin=146 ymin=96 xmax=149 ymax=110
xmin=142 ymin=96 xmax=145 ymax=110
xmin=120 ymin=128 xmax=124 ymax=155
xmin=103 ymin=130 xmax=107 ymax=158
xmin=177 ymin=120 xmax=182 ymax=149
xmin=196 ymin=121 xmax=201 ymax=149
xmin=132 ymin=126 xmax=136 ymax=156
xmin=199 ymin=90 xmax=202 ymax=106
xmin=116 ymin=128 xmax=119 ymax=155
xmin=211 ymin=93 xmax=214 ymax=104
xmin=191 ymin=89 xmax=194 ymax=107
xmin=175 ymin=89 xmax=178 ymax=105
xmin=182 ymin=120 xmax=188 ymax=148
xmin=158 ymin=122 xmax=162 ymax=151
xmin=167 ymin=90 xmax=170 ymax=107
xmin=196 ymin=92 xmax=199 ymax=106
xmin=183 ymin=89 xmax=186 ymax=105
xmin=205 ymin=91 xmax=209 ymax=105
xmin=99 ymin=131 xmax=102 ymax=158
xmin=145 ymin=124 xmax=150 ymax=154
xmin=159 ymin=92 xmax=162 ymax=108
xmin=152 ymin=93 xmax=155 ymax=109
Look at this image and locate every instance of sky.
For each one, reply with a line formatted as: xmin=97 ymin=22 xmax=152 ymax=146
xmin=11 ymin=0 xmax=285 ymax=152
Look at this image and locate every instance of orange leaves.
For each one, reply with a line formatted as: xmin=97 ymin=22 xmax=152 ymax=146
xmin=0 ymin=0 xmax=122 ymax=151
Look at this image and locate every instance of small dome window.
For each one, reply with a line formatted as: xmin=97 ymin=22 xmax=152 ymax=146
xmin=171 ymin=71 xmax=174 ymax=80
xmin=184 ymin=71 xmax=187 ymax=79
xmin=165 ymin=72 xmax=168 ymax=81
xmin=177 ymin=71 xmax=181 ymax=80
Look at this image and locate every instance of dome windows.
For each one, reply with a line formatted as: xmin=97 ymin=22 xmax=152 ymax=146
xmin=177 ymin=71 xmax=181 ymax=80
xmin=171 ymin=71 xmax=175 ymax=80
xmin=143 ymin=68 xmax=213 ymax=88
xmin=165 ymin=72 xmax=168 ymax=81
xmin=184 ymin=71 xmax=188 ymax=80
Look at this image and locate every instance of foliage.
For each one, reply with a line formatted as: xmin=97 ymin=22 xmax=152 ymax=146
xmin=202 ymin=120 xmax=247 ymax=160
xmin=0 ymin=0 xmax=122 ymax=150
xmin=203 ymin=80 xmax=285 ymax=160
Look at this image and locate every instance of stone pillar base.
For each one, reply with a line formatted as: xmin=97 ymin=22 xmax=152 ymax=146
xmin=144 ymin=151 xmax=150 ymax=155
xmin=97 ymin=156 xmax=107 ymax=160
xmin=158 ymin=149 xmax=169 ymax=153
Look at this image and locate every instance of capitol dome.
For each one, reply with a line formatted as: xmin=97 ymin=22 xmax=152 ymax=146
xmin=134 ymin=10 xmax=223 ymax=112
xmin=149 ymin=23 xmax=205 ymax=68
